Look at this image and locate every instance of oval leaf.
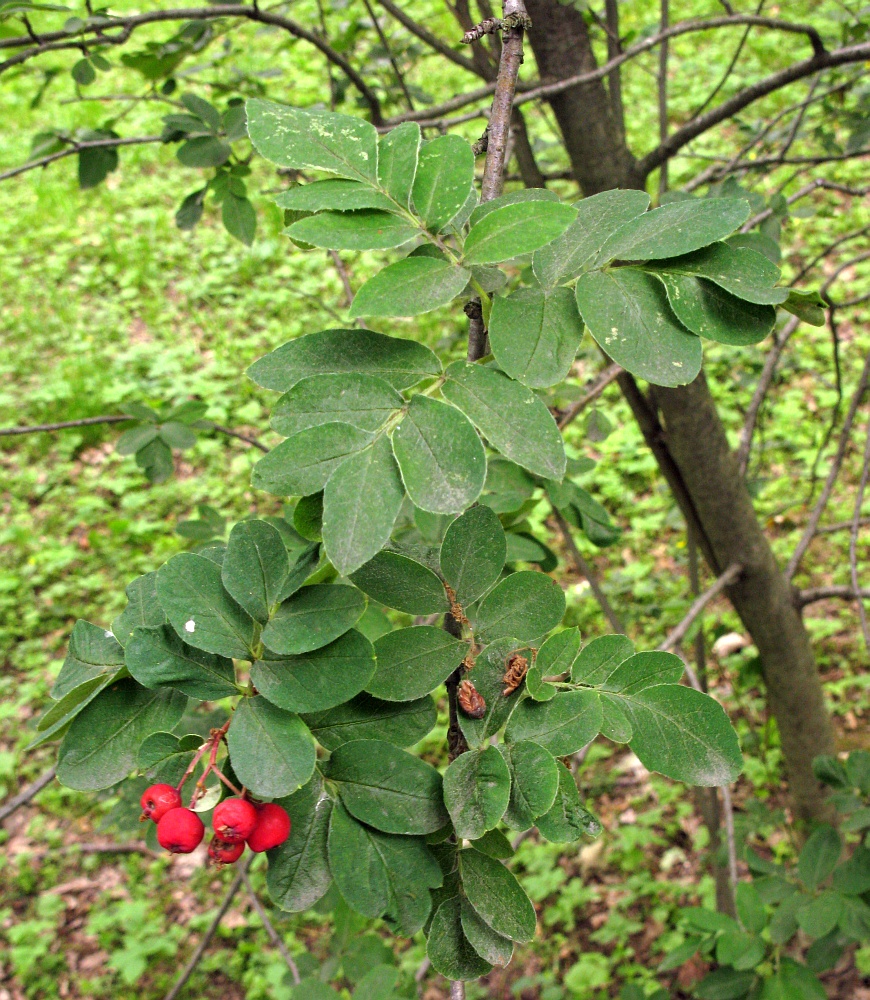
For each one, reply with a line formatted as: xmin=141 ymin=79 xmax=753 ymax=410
xmin=369 ymin=626 xmax=467 ymax=701
xmin=443 ymin=744 xmax=511 ymax=840
xmin=474 ymin=570 xmax=566 ymax=643
xmin=349 ymin=256 xmax=471 ymax=319
xmin=226 ymin=695 xmax=316 ymax=797
xmin=261 ymin=584 xmax=366 ymax=656
xmin=350 ymin=550 xmax=448 ymax=615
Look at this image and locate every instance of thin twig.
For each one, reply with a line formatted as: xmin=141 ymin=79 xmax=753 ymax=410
xmin=558 ymin=364 xmax=623 ymax=430
xmin=736 ymin=316 xmax=800 ymax=478
xmin=163 ymin=856 xmax=253 ymax=1000
xmin=361 ymin=0 xmax=415 ymax=111
xmin=450 ymin=982 xmax=466 ymax=1000
xmin=0 ymin=766 xmax=56 ymax=824
xmin=720 ymin=784 xmax=739 ymax=897
xmin=797 ymin=585 xmax=870 ymax=607
xmin=375 ymin=0 xmax=478 ymax=74
xmin=242 ymin=872 xmax=301 ymax=985
xmin=0 ymin=414 xmax=131 ymax=437
xmin=817 ymin=516 xmax=870 ymax=535
xmin=552 ymin=508 xmax=625 ymax=633
xmin=659 ymin=563 xmax=743 ymax=652
xmin=850 ymin=417 xmax=870 ymax=648
xmin=657 ymin=0 xmax=669 ymax=198
xmin=741 ymin=179 xmax=869 ymax=232
xmin=0 ymin=135 xmax=162 ymax=183
xmin=786 ymin=351 xmax=870 ymax=581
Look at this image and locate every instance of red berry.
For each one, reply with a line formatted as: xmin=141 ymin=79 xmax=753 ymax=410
xmin=212 ymin=797 xmax=258 ymax=844
xmin=156 ymin=807 xmax=205 ymax=854
xmin=140 ymin=783 xmax=182 ymax=822
xmin=246 ymin=803 xmax=291 ymax=853
xmin=208 ymin=837 xmax=245 ymax=866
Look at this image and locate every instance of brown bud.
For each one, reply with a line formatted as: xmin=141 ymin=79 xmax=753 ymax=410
xmin=502 ymin=652 xmax=529 ymax=696
xmin=458 ymin=679 xmax=486 ymax=719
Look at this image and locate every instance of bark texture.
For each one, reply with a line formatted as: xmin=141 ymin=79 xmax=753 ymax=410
xmin=525 ymin=0 xmax=836 ymax=822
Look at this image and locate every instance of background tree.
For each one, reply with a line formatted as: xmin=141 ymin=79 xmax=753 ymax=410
xmin=0 ymin=1 xmax=868 ymax=998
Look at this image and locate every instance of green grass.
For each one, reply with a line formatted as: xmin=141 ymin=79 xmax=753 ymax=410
xmin=0 ymin=0 xmax=868 ymax=996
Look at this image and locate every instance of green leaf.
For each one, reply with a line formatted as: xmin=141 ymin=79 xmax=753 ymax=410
xmin=458 ymin=848 xmax=536 ymax=943
xmin=252 ymin=629 xmax=375 ymax=713
xmin=468 ymin=189 xmax=560 ymax=227
xmin=71 ymin=57 xmax=96 ymax=85
xmin=222 ymin=192 xmax=256 ymax=246
xmin=57 ymin=680 xmax=186 ymax=790
xmin=782 ymin=289 xmax=826 ymax=327
xmin=505 ymin=689 xmax=602 ymax=756
xmin=470 ymin=828 xmax=515 ymax=860
xmin=427 ymin=897 xmax=493 ymax=980
xmin=442 ymin=361 xmax=565 ymax=480
xmin=655 ymin=272 xmax=776 ymax=345
xmin=286 ymin=210 xmax=417 ymax=251
xmin=369 ymin=626 xmax=466 ymax=701
xmin=832 ymin=845 xmax=870 ymax=895
xmin=327 ymin=802 xmax=442 ymax=934
xmin=443 ymin=744 xmax=511 ymax=840
xmin=274 ymin=179 xmax=394 ymax=213
xmin=735 ymin=882 xmax=768 ymax=934
xmin=327 ymin=739 xmax=448 ymax=834
xmin=412 ymin=134 xmax=474 ymax=231
xmin=159 ymin=421 xmax=197 ymax=450
xmin=536 ymin=760 xmax=601 ymax=842
xmin=180 ymin=92 xmax=221 ymax=130
xmin=392 ymin=396 xmax=486 ymax=514
xmin=598 ymin=651 xmax=685 ymax=693
xmin=177 ymin=136 xmax=231 ymax=168
xmin=108 ymin=577 xmax=166 ymax=644
xmin=607 ymin=684 xmax=742 ymax=785
xmin=759 ymin=958 xmax=826 ymax=1000
xmin=571 ymin=634 xmax=634 ymax=684
xmin=137 ymin=732 xmax=201 ymax=783
xmin=533 ymin=189 xmax=651 ymax=288
xmin=480 ymin=458 xmax=537 ymax=514
xmin=797 ymin=891 xmax=843 ymax=939
xmin=575 ymin=269 xmax=702 ymax=387
xmin=271 ymin=373 xmax=402 ymax=437
xmin=222 ymin=519 xmax=289 ymax=623
xmin=53 ymin=620 xmax=125 ymax=700
xmin=261 ymin=584 xmax=366 ymax=656
xmin=246 ymin=99 xmax=378 ymax=184
xmin=266 ymin=776 xmax=333 ymax=911
xmin=537 ymin=628 xmax=581 ymax=677
xmin=349 ymin=257 xmax=471 ymax=319
xmin=460 ymin=898 xmax=514 ymax=966
xmin=440 ymin=504 xmax=506 ymax=606
xmin=277 ymin=543 xmax=321 ymax=603
xmin=293 ymin=493 xmax=323 ymax=541
xmin=116 ymin=424 xmax=159 ymax=455
xmin=302 ymin=693 xmax=436 ymax=750
xmin=126 ymin=625 xmax=237 ymax=700
xmin=716 ymin=930 xmax=766 ymax=971
xmin=28 ymin=674 xmax=118 ymax=751
xmin=378 ymin=121 xmax=421 ymax=209
xmin=695 ymin=968 xmax=755 ymax=1000
xmin=474 ymin=570 xmax=566 ymax=643
xmin=458 ymin=637 xmax=527 ymax=747
xmin=226 ymin=696 xmax=316 ymax=797
xmin=350 ymin=550 xmax=447 ymax=615
xmin=253 ymin=422 xmax=374 ymax=498
xmin=156 ymin=552 xmax=256 ymax=660
xmin=463 ymin=202 xmax=577 ymax=265
xmin=500 ymin=740 xmax=560 ymax=830
xmin=648 ymin=242 xmax=786 ymax=305
xmin=322 ymin=436 xmax=405 ymax=576
xmin=798 ymin=825 xmax=841 ymax=890
xmin=78 ymin=138 xmax=118 ymax=189
xmin=248 ymin=328 xmax=441 ymax=393
xmin=525 ymin=664 xmax=557 ymax=702
xmin=596 ymin=197 xmax=750 ymax=263
xmin=489 ymin=287 xmax=585 ymax=388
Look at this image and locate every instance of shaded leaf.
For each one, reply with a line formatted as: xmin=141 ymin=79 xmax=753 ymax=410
xmin=369 ymin=626 xmax=466 ymax=701
xmin=302 ymin=693 xmax=436 ymax=750
xmin=226 ymin=695 xmax=316 ymax=797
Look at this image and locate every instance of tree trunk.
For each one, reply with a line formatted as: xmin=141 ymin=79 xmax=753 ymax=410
xmin=525 ymin=0 xmax=836 ymax=823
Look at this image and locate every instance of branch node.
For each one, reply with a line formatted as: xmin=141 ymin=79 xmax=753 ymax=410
xmin=462 ymin=13 xmax=530 ymax=44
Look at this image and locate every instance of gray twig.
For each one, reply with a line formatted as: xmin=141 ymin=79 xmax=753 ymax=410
xmin=786 ymin=351 xmax=870 ymax=581
xmin=552 ymin=508 xmax=625 ymax=634
xmin=0 ymin=766 xmax=56 ymax=824
xmin=163 ymin=856 xmax=253 ymax=1000
xmin=797 ymin=585 xmax=870 ymax=607
xmin=558 ymin=363 xmax=623 ymax=430
xmin=850 ymin=417 xmax=870 ymax=648
xmin=659 ymin=563 xmax=743 ymax=652
xmin=242 ymin=873 xmax=301 ymax=985
xmin=0 ymin=414 xmax=131 ymax=437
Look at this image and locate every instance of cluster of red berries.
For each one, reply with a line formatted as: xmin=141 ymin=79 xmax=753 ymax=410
xmin=140 ymin=784 xmax=291 ymax=864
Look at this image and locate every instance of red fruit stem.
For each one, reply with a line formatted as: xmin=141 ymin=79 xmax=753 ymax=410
xmin=179 ymin=717 xmax=244 ymax=808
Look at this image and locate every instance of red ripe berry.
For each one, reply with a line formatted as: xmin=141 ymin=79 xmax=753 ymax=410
xmin=246 ymin=803 xmax=291 ymax=853
xmin=212 ymin=797 xmax=258 ymax=844
xmin=156 ymin=807 xmax=205 ymax=854
xmin=208 ymin=837 xmax=245 ymax=866
xmin=140 ymin=783 xmax=182 ymax=822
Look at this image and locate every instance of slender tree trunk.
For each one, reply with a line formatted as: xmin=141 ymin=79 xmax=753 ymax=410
xmin=524 ymin=0 xmax=836 ymax=822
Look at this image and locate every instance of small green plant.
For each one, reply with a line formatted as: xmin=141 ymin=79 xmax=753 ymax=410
xmin=663 ymin=750 xmax=870 ymax=998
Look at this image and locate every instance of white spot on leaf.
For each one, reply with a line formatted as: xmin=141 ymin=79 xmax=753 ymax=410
xmin=185 ymin=619 xmax=196 ymax=633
